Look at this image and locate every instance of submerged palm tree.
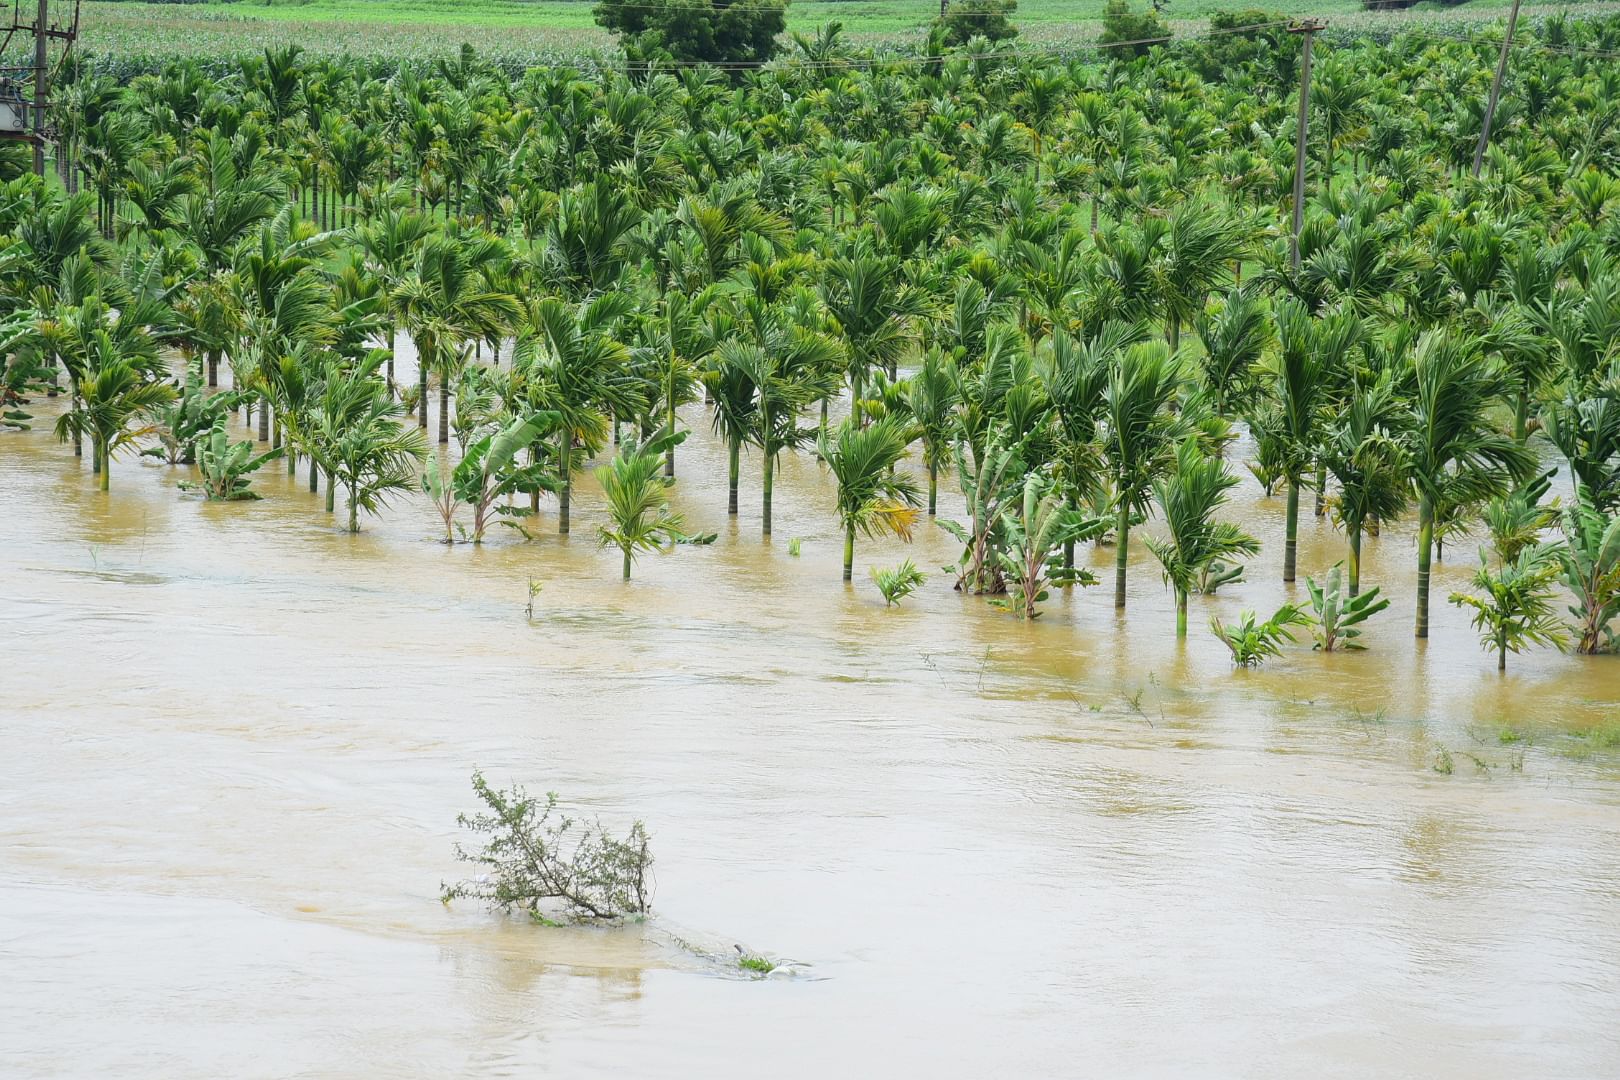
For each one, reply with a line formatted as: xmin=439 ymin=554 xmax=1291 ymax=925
xmin=1146 ymin=439 xmax=1260 ymax=637
xmin=1405 ymin=331 xmax=1535 ymax=637
xmin=1320 ymin=375 xmax=1409 ymax=595
xmin=55 ymin=343 xmax=176 ymax=491
xmin=597 ymin=429 xmax=688 ymax=580
xmin=519 ymin=294 xmax=639 ymax=534
xmin=1261 ymin=300 xmax=1358 ymax=582
xmin=818 ymin=415 xmax=921 ymax=582
xmin=1102 ymin=341 xmax=1187 ymax=609
xmin=306 ymin=365 xmax=428 ymax=532
xmin=1448 ymin=545 xmax=1568 ymax=671
xmin=391 ymin=231 xmax=519 ymax=444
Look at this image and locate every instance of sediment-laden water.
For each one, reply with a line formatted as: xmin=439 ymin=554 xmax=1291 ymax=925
xmin=4 ymin=353 xmax=1619 ymax=1078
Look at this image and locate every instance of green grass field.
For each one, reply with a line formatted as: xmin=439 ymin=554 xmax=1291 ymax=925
xmin=67 ymin=0 xmax=1620 ymax=63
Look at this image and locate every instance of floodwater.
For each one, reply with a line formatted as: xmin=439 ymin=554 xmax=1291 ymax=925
xmin=4 ymin=348 xmax=1620 ymax=1079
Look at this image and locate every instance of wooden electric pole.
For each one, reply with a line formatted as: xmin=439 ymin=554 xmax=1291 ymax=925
xmin=1287 ymin=20 xmax=1325 ymax=271
xmin=1471 ymin=0 xmax=1522 ymax=179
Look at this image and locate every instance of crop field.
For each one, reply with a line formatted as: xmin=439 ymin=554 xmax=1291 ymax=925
xmin=66 ymin=0 xmax=1620 ymax=64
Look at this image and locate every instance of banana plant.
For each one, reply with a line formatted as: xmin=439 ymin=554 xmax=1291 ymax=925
xmin=1305 ymin=563 xmax=1391 ymax=651
xmin=145 ymin=371 xmax=244 ymax=465
xmin=938 ymin=432 xmax=1024 ymax=595
xmin=991 ymin=470 xmax=1104 ymax=620
xmin=421 ymin=411 xmax=559 ymax=543
xmin=178 ymin=419 xmax=284 ymax=501
xmin=1557 ymin=498 xmax=1620 ymax=654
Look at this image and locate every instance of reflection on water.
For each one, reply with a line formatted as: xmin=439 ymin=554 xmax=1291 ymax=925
xmin=3 ymin=364 xmax=1620 ymax=1078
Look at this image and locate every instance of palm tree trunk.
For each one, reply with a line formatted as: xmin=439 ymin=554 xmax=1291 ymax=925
xmin=1284 ymin=480 xmax=1300 ymax=582
xmin=727 ymin=438 xmax=740 ymax=516
xmin=348 ymin=486 xmax=359 ymax=533
xmin=438 ymin=382 xmax=450 ymax=444
xmin=1314 ymin=462 xmax=1327 ymax=516
xmin=386 ymin=328 xmax=396 ymax=392
xmin=325 ymin=472 xmax=335 ymax=513
xmin=665 ymin=387 xmax=676 ymax=478
xmin=207 ymin=350 xmax=219 ymax=389
xmin=530 ymin=444 xmax=542 ymax=513
xmin=557 ymin=429 xmax=571 ymax=535
xmin=1176 ymin=589 xmax=1188 ymax=638
xmin=258 ymin=401 xmax=270 ymax=443
xmin=928 ymin=460 xmax=938 ymax=516
xmin=1498 ymin=638 xmax=1508 ymax=671
xmin=622 ymin=549 xmax=632 ymax=580
xmin=1514 ymin=388 xmax=1530 ymax=443
xmin=1114 ymin=504 xmax=1130 ymax=609
xmin=97 ymin=440 xmax=108 ymax=490
xmin=1416 ymin=495 xmax=1434 ymax=638
xmin=1348 ymin=526 xmax=1361 ymax=597
xmin=1062 ymin=492 xmax=1077 ymax=573
xmin=763 ymin=453 xmax=774 ymax=536
xmin=308 ymin=455 xmax=319 ymax=493
xmin=72 ymin=392 xmax=81 ymax=457
xmin=418 ymin=363 xmax=428 ymax=428
xmin=843 ymin=523 xmax=855 ymax=582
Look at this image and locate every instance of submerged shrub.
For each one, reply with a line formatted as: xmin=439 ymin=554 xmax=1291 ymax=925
xmin=442 ymin=771 xmax=653 ymax=921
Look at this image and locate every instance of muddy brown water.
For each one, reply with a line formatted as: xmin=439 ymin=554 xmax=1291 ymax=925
xmin=3 ymin=347 xmax=1619 ymax=1078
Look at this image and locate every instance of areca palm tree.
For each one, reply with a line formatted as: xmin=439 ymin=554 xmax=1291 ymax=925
xmin=598 ymin=429 xmax=688 ymax=580
xmin=1101 ymin=341 xmax=1188 ymax=610
xmin=818 ymin=415 xmax=921 ymax=582
xmin=1260 ymin=300 xmax=1359 ymax=582
xmin=1157 ymin=197 xmax=1249 ymax=352
xmin=540 ymin=178 xmax=642 ymax=298
xmin=1195 ymin=288 xmax=1269 ymax=416
xmin=724 ymin=314 xmax=840 ymax=536
xmin=517 ymin=293 xmax=639 ymax=534
xmin=1405 ymin=331 xmax=1536 ymax=638
xmin=1320 ymin=375 xmax=1409 ymax=596
xmin=906 ymin=349 xmax=958 ymax=516
xmin=359 ymin=207 xmax=431 ymax=390
xmin=640 ymin=287 xmax=716 ymax=480
xmin=305 ymin=364 xmax=428 ymax=532
xmin=819 ymin=251 xmax=921 ymax=408
xmin=1449 ymin=545 xmax=1568 ymax=671
xmin=1039 ymin=322 xmax=1135 ymax=571
xmin=55 ymin=338 xmax=177 ymax=491
xmin=1558 ymin=498 xmax=1620 ymax=654
xmin=390 ymin=231 xmax=519 ymax=444
xmin=1147 ymin=438 xmax=1261 ymax=637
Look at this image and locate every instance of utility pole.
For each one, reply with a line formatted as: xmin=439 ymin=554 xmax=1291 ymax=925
xmin=1471 ymin=0 xmax=1522 ymax=179
xmin=1287 ymin=20 xmax=1325 ymax=272
xmin=32 ymin=0 xmax=47 ymax=176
